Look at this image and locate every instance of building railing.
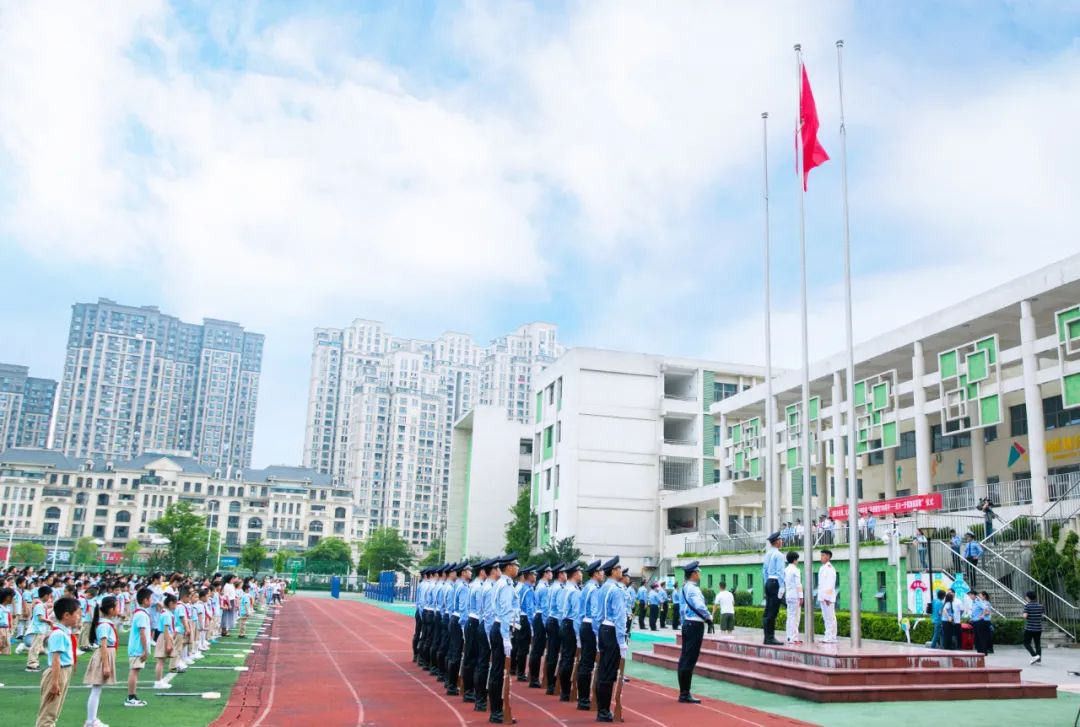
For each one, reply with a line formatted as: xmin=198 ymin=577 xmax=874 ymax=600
xmin=663 ymin=437 xmax=697 ymax=446
xmin=936 ymin=478 xmax=1032 ymax=512
xmin=663 ymin=391 xmax=697 ymax=402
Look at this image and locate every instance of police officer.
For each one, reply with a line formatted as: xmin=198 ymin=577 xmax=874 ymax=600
xmin=544 ymin=563 xmax=566 ymax=694
xmin=414 ymin=567 xmax=431 ymax=664
xmin=527 ymin=563 xmax=552 ymax=688
xmin=445 ymin=562 xmax=471 ymax=695
xmin=488 ymin=554 xmax=520 ymax=725
xmin=676 ymin=561 xmax=714 ymax=704
xmin=474 ymin=559 xmax=497 ymax=712
xmin=595 ymin=556 xmax=626 ymax=723
xmin=512 ymin=566 xmax=534 ymax=681
xmin=576 ymin=560 xmax=602 ymax=711
xmin=557 ymin=562 xmax=582 ymax=701
xmin=762 ymin=532 xmax=785 ymax=645
xmin=462 ymin=560 xmax=486 ymax=703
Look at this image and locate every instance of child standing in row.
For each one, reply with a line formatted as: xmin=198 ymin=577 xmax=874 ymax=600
xmin=0 ymin=586 xmax=13 ymax=653
xmin=237 ymin=584 xmax=252 ymax=638
xmin=154 ymin=594 xmax=176 ymax=689
xmin=27 ymin=585 xmax=54 ymax=672
xmin=125 ymin=588 xmax=152 ymax=707
xmin=83 ymin=595 xmax=118 ymax=727
xmin=35 ymin=596 xmax=80 ymax=727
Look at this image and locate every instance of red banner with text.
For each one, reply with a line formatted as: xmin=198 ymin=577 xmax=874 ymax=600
xmin=829 ymin=492 xmax=942 ymax=521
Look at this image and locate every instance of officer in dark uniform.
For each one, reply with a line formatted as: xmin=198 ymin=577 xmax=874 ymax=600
xmin=576 ymin=559 xmax=602 ymax=711
xmin=762 ymin=532 xmax=785 ymax=646
xmin=595 ymin=556 xmax=625 ymax=723
xmin=513 ymin=566 xmax=534 ymax=681
xmin=445 ymin=561 xmax=471 ymax=695
xmin=676 ymin=560 xmax=714 ymax=704
xmin=461 ymin=560 xmax=485 ymax=702
xmin=544 ymin=563 xmax=565 ymax=694
xmin=528 ymin=563 xmax=552 ymax=688
xmin=414 ymin=567 xmax=430 ymax=664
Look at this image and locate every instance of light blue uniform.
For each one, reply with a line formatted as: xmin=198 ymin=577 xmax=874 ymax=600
xmin=577 ymin=580 xmax=597 ymax=637
xmin=468 ymin=577 xmax=485 ymax=618
xmin=534 ymin=580 xmax=550 ymax=618
xmin=598 ymin=580 xmax=628 ymax=656
xmin=647 ymin=589 xmax=661 ymax=607
xmin=46 ymin=624 xmax=75 ymax=667
xmin=681 ymin=581 xmax=709 ymax=623
xmin=547 ymin=581 xmax=564 ymax=621
xmin=763 ymin=547 xmax=785 ymax=584
xmin=129 ymin=608 xmax=152 ymax=658
xmin=481 ymin=579 xmax=497 ymax=638
xmin=493 ymin=575 xmax=520 ymax=656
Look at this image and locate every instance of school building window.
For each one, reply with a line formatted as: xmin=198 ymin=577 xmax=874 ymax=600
xmin=931 ymin=423 xmax=970 ymax=453
xmin=1011 ymin=404 xmax=1028 ymax=436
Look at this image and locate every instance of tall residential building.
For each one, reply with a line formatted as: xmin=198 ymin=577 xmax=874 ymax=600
xmin=0 ymin=363 xmax=57 ymax=450
xmin=303 ymin=319 xmax=561 ymax=546
xmin=51 ymin=299 xmax=264 ymax=473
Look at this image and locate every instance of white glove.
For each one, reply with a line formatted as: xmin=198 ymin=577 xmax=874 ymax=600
xmin=576 ymin=638 xmax=582 ymax=649
xmin=619 ymin=644 xmax=628 ymax=660
xmin=504 ymin=642 xmax=512 ymax=657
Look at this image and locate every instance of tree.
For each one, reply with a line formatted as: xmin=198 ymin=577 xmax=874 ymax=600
xmin=73 ymin=536 xmax=100 ymax=566
xmin=537 ymin=536 xmax=581 ymax=567
xmin=121 ymin=540 xmax=142 ymax=570
xmin=304 ymin=536 xmax=354 ymax=574
xmin=272 ymin=549 xmax=296 ymax=574
xmin=504 ymin=488 xmax=537 ymax=559
xmin=420 ymin=537 xmax=446 ymax=567
xmin=13 ymin=541 xmax=46 ymax=565
xmin=241 ymin=538 xmax=268 ymax=572
xmin=149 ymin=502 xmax=216 ymax=573
xmin=358 ymin=527 xmax=413 ymax=580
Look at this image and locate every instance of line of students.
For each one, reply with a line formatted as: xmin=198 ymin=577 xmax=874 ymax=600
xmin=412 ymin=554 xmax=632 ymax=724
xmin=0 ymin=568 xmax=286 ymax=727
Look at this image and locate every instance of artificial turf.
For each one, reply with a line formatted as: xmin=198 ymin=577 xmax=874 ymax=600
xmin=0 ymin=611 xmax=269 ymax=727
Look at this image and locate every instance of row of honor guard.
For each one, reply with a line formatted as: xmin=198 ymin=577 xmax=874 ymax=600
xmin=411 ymin=555 xmax=718 ymax=722
xmin=411 ymin=555 xmax=637 ymax=722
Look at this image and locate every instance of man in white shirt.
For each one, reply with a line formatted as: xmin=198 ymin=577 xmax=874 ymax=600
xmin=817 ymin=549 xmax=838 ymax=643
xmin=713 ymin=583 xmax=736 ymax=638
xmin=783 ymin=551 xmax=803 ymax=644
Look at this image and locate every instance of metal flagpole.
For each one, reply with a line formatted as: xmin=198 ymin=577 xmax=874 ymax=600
xmin=762 ymin=111 xmax=777 ymax=536
xmin=795 ymin=44 xmax=815 ymax=644
xmin=837 ymin=38 xmax=861 ymax=648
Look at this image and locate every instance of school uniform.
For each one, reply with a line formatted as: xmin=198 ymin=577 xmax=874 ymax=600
xmin=26 ymin=599 xmax=51 ymax=669
xmin=971 ymin=599 xmax=994 ymax=654
xmin=154 ymin=610 xmax=175 ymax=660
xmin=238 ymin=593 xmax=251 ymax=637
xmin=36 ymin=623 xmax=76 ymax=727
xmin=77 ymin=595 xmax=93 ymax=650
xmin=128 ymin=607 xmax=152 ymax=669
xmin=784 ymin=562 xmax=804 ymax=643
xmin=0 ymin=602 xmax=11 ymax=652
xmin=84 ymin=619 xmax=118 ymax=685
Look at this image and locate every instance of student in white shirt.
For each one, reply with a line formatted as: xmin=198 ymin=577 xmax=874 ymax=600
xmin=783 ymin=551 xmax=804 ymax=644
xmin=712 ymin=582 xmax=736 ymax=637
xmin=817 ymin=549 xmax=838 ymax=643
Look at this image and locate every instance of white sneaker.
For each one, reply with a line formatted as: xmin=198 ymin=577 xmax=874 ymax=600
xmin=1030 ymin=655 xmax=1041 ymax=664
xmin=153 ymin=680 xmax=171 ymax=689
xmin=94 ymin=720 xmax=110 ymax=727
xmin=15 ymin=643 xmax=25 ymax=654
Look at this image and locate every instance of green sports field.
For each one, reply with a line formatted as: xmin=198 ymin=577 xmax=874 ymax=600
xmin=0 ymin=611 xmax=269 ymax=727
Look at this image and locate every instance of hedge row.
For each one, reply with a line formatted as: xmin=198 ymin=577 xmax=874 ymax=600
xmin=724 ymin=606 xmax=1027 ymax=645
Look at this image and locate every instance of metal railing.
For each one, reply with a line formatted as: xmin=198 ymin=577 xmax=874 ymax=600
xmin=683 ymin=531 xmax=764 ymax=555
xmin=1042 ymin=473 xmax=1080 ymax=539
xmin=936 ymin=478 xmax=1032 ymax=512
xmin=662 ymin=437 xmax=697 ymax=446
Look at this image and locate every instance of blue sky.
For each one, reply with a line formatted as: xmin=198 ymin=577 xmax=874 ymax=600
xmin=1 ymin=0 xmax=1078 ymax=466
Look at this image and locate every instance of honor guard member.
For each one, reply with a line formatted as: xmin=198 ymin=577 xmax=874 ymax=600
xmin=635 ymin=581 xmax=648 ymax=630
xmin=436 ymin=565 xmax=454 ymax=681
xmin=595 ymin=556 xmax=627 ymax=723
xmin=488 ymin=554 xmax=520 ymax=725
xmin=414 ymin=568 xmax=430 ymax=664
xmin=647 ymin=582 xmax=661 ymax=631
xmin=576 ymin=560 xmax=602 ymax=711
xmin=658 ymin=583 xmax=669 ymax=629
xmin=528 ymin=564 xmax=552 ymax=688
xmin=762 ymin=532 xmax=785 ymax=645
xmin=474 ymin=559 xmax=500 ymax=713
xmin=817 ymin=550 xmax=838 ymax=643
xmin=676 ymin=561 xmax=714 ymax=704
xmin=557 ymin=562 xmax=583 ymax=701
xmin=445 ymin=562 xmax=470 ymax=695
xmin=784 ymin=551 xmax=804 ymax=644
xmin=421 ymin=567 xmax=439 ymax=669
xmin=462 ymin=560 xmax=487 ymax=703
xmin=434 ymin=565 xmax=451 ymax=679
xmin=621 ymin=571 xmax=635 ymax=635
xmin=513 ymin=567 xmax=535 ymax=681
xmin=544 ymin=563 xmax=567 ymax=694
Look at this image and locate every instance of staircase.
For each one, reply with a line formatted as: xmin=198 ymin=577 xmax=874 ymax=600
xmin=634 ymin=637 xmax=1056 ymax=702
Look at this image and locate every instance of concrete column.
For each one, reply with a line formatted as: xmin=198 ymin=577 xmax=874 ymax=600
xmin=816 ymin=439 xmax=828 ymax=515
xmin=831 ymin=372 xmax=846 ymax=507
xmin=913 ymin=340 xmax=933 ymax=495
xmin=717 ymin=410 xmax=728 ymax=533
xmin=884 ymin=446 xmax=897 ymax=500
xmin=1020 ymin=300 xmax=1050 ymax=510
xmin=970 ymin=426 xmax=986 ymax=488
xmin=781 ymin=467 xmax=793 ymax=524
xmin=716 ymin=491 xmax=729 ymax=535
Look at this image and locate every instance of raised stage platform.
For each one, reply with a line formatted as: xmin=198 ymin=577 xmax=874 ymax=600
xmin=633 ymin=635 xmax=1058 ymax=702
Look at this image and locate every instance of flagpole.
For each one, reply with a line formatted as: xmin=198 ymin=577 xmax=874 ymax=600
xmin=836 ymin=38 xmax=862 ymax=648
xmin=762 ymin=111 xmax=777 ymax=536
xmin=795 ymin=43 xmax=815 ymax=645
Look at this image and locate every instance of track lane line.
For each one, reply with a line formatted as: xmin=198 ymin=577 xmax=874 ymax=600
xmin=298 ymin=601 xmax=365 ymax=726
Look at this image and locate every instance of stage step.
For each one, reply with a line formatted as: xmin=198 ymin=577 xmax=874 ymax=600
xmin=637 ymin=638 xmax=1057 ymax=702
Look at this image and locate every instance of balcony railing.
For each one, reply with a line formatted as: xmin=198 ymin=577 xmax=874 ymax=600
xmin=663 ymin=437 xmax=697 ymax=446
xmin=936 ymin=479 xmax=1032 ymax=512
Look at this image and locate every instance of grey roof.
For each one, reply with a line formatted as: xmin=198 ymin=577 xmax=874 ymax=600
xmin=120 ymin=452 xmax=215 ymax=475
xmin=0 ymin=448 xmax=86 ymax=469
xmin=243 ymin=465 xmax=335 ymax=488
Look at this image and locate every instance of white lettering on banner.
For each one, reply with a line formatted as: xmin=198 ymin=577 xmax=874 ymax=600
xmin=829 ymin=493 xmax=943 ymax=521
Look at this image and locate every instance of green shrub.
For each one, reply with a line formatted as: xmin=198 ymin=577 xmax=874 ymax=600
xmin=730 ymin=606 xmax=1024 ymax=645
xmin=701 ymin=588 xmax=716 ymax=605
xmin=734 ymin=590 xmax=754 ymax=606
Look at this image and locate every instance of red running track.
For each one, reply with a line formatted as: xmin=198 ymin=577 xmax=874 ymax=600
xmin=213 ymin=597 xmax=814 ymax=727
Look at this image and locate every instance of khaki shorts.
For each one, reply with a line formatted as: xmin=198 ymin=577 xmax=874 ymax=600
xmin=129 ymin=654 xmax=147 ymax=670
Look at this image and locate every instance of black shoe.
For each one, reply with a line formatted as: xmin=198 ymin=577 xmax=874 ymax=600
xmin=545 ymin=687 xmax=555 ymax=696
xmin=463 ymin=694 xmax=476 ymax=703
xmin=577 ymin=702 xmax=591 ymax=711
xmin=763 ymin=638 xmax=783 ymax=646
xmin=474 ymin=701 xmax=487 ymax=712
xmin=597 ymin=710 xmax=614 ymax=723
xmin=489 ymin=714 xmax=516 ymax=725
xmin=446 ymin=687 xmax=460 ymax=696
xmin=528 ymin=681 xmax=542 ymax=689
xmin=516 ymin=676 xmax=528 ymax=682
xmin=679 ymin=694 xmax=701 ymax=704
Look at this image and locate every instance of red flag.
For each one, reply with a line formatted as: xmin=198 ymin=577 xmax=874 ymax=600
xmin=799 ymin=64 xmax=829 ymax=190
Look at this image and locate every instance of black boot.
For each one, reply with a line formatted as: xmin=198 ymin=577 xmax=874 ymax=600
xmin=597 ymin=710 xmax=614 ymax=723
xmin=679 ymin=693 xmax=701 ymax=704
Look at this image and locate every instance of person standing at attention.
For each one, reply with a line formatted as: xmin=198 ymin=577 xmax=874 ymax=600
xmin=783 ymin=551 xmax=803 ymax=644
xmin=675 ymin=561 xmax=713 ymax=705
xmin=762 ymin=532 xmax=785 ymax=645
xmin=1023 ymin=591 xmax=1044 ymax=665
xmin=817 ymin=550 xmax=838 ymax=643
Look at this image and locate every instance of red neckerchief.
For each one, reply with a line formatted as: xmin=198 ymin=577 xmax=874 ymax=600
xmin=52 ymin=626 xmax=77 ymax=669
xmin=101 ymin=620 xmax=118 ymax=647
